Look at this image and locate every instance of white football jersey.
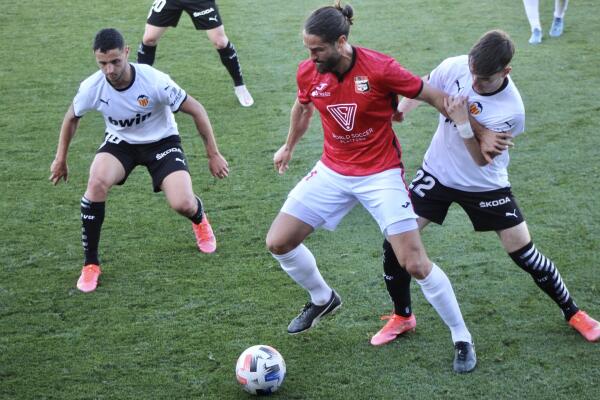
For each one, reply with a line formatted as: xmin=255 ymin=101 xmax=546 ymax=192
xmin=422 ymin=55 xmax=525 ymax=191
xmin=73 ymin=63 xmax=187 ymax=144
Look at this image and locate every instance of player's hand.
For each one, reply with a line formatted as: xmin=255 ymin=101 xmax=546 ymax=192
xmin=273 ymin=144 xmax=293 ymax=175
xmin=208 ymin=153 xmax=229 ymax=179
xmin=478 ymin=129 xmax=514 ymax=163
xmin=392 ymin=110 xmax=404 ymax=123
xmin=49 ymin=159 xmax=68 ymax=185
xmin=444 ymin=95 xmax=469 ymax=125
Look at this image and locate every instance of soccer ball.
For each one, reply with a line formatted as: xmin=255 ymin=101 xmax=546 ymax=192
xmin=235 ymin=345 xmax=286 ymax=395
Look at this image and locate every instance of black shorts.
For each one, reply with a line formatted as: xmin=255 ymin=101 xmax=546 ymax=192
xmin=146 ymin=0 xmax=223 ymax=30
xmin=409 ymin=168 xmax=525 ymax=232
xmin=97 ymin=134 xmax=190 ymax=193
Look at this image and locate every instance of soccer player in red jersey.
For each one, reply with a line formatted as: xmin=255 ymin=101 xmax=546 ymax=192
xmin=265 ymin=1 xmax=503 ymax=373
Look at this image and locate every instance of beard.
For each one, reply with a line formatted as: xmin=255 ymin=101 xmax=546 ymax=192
xmin=315 ymin=53 xmax=341 ymax=74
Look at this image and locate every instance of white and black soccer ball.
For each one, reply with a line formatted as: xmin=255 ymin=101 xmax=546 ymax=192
xmin=235 ymin=345 xmax=286 ymax=395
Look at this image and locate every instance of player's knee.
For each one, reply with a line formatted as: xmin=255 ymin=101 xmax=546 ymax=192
xmin=266 ymin=234 xmax=292 ymax=255
xmin=170 ymin=196 xmax=197 ymax=216
xmin=142 ymin=36 xmax=159 ymax=47
xmin=403 ymin=257 xmax=430 ymax=280
xmin=86 ymin=176 xmax=111 ymax=198
xmin=211 ymin=35 xmax=229 ymax=49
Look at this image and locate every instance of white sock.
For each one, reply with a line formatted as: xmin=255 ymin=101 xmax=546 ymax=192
xmin=272 ymin=244 xmax=332 ymax=305
xmin=416 ymin=264 xmax=472 ymax=344
xmin=523 ymin=0 xmax=541 ymax=31
xmin=554 ymin=0 xmax=568 ymax=18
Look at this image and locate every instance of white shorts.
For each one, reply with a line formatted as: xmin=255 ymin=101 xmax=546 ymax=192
xmin=281 ymin=161 xmax=418 ymax=235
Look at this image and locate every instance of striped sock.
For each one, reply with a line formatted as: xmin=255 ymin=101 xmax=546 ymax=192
xmin=509 ymin=242 xmax=579 ymax=320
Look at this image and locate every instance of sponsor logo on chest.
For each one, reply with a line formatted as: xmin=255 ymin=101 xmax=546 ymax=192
xmin=311 ymin=82 xmax=331 ymax=97
xmin=108 ymin=112 xmax=152 ymax=128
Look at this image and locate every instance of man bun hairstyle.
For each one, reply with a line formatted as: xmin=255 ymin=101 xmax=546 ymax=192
xmin=469 ymin=29 xmax=515 ymax=76
xmin=305 ymin=1 xmax=354 ymax=44
xmin=93 ymin=28 xmax=125 ymax=53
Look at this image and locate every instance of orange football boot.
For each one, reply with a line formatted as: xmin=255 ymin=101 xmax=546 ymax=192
xmin=569 ymin=310 xmax=600 ymax=342
xmin=192 ymin=213 xmax=217 ymax=253
xmin=77 ymin=264 xmax=101 ymax=293
xmin=371 ymin=314 xmax=416 ymax=346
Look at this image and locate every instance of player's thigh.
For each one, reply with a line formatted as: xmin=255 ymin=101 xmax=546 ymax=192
xmin=497 ymin=221 xmax=531 ymax=253
xmin=86 ymin=153 xmax=128 ymax=201
xmin=285 ymin=162 xmax=357 ymax=231
xmin=144 ymin=135 xmax=190 ymax=193
xmin=266 ymin=212 xmax=315 ymax=255
xmin=143 ymin=24 xmax=170 ymax=45
xmin=205 ymin=26 xmax=229 ymax=49
xmin=89 ymin=138 xmax=136 ymax=192
xmin=161 ymin=170 xmax=196 ymax=211
xmin=458 ymin=188 xmax=525 ymax=232
xmin=354 ymin=168 xmax=418 ymax=234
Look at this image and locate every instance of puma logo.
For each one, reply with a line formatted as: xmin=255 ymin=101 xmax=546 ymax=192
xmin=175 ymin=157 xmax=186 ymax=165
xmin=505 ymin=209 xmax=518 ymax=218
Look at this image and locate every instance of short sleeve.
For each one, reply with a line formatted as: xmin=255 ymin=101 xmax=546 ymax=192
xmin=72 ymin=84 xmax=95 ymax=118
xmin=296 ymin=60 xmax=314 ymax=105
xmin=156 ymin=71 xmax=187 ymax=112
xmin=382 ymin=59 xmax=423 ymax=99
xmin=428 ymin=56 xmax=460 ymax=92
xmin=509 ymin=114 xmax=525 ymax=137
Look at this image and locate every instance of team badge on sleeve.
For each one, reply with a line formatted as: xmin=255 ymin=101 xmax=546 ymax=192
xmin=137 ymin=94 xmax=150 ymax=107
xmin=354 ymin=76 xmax=370 ymax=93
xmin=168 ymin=86 xmax=184 ymax=107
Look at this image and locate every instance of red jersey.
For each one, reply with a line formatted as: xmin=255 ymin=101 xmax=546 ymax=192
xmin=297 ymin=46 xmax=423 ymax=176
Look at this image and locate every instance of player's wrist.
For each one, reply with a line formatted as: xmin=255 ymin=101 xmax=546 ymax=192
xmin=456 ymin=122 xmax=474 ymax=139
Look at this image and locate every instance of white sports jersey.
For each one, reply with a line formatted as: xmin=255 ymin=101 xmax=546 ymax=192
xmin=422 ymin=55 xmax=525 ymax=192
xmin=73 ymin=63 xmax=187 ymax=144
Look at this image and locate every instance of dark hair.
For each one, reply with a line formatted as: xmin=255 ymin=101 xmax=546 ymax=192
xmin=468 ymin=30 xmax=514 ymax=76
xmin=93 ymin=28 xmax=125 ymax=53
xmin=304 ymin=1 xmax=353 ymax=44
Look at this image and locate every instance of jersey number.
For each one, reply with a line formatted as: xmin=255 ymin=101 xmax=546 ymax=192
xmin=151 ymin=0 xmax=166 ymax=13
xmin=409 ymin=170 xmax=435 ymax=197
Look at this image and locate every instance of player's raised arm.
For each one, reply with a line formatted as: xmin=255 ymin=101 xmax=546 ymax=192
xmin=50 ymin=104 xmax=81 ymax=185
xmin=178 ymin=95 xmax=229 ymax=179
xmin=274 ymin=99 xmax=314 ymax=175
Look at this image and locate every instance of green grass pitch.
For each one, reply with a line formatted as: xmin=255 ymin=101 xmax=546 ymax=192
xmin=1 ymin=0 xmax=599 ymax=398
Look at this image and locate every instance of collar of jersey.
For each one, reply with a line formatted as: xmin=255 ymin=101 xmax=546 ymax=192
xmin=476 ymin=76 xmax=509 ymax=97
xmin=105 ymin=63 xmax=136 ymax=92
xmin=331 ymin=46 xmax=357 ymax=82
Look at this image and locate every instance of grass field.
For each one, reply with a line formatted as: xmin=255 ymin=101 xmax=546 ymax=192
xmin=1 ymin=0 xmax=599 ymax=399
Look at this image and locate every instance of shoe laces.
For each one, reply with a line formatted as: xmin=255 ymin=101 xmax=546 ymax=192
xmin=297 ymin=302 xmax=317 ymax=318
xmin=82 ymin=265 xmax=99 ymax=280
xmin=572 ymin=312 xmax=598 ymax=330
xmin=455 ymin=342 xmax=470 ymax=361
xmin=197 ymin=219 xmax=214 ymax=241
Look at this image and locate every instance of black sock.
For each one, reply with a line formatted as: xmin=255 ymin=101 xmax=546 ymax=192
xmin=137 ymin=42 xmax=157 ymax=65
xmin=81 ymin=197 xmax=105 ymax=266
xmin=509 ymin=242 xmax=579 ymax=321
xmin=382 ymin=239 xmax=413 ymax=317
xmin=188 ymin=196 xmax=204 ymax=225
xmin=217 ymin=41 xmax=244 ymax=86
